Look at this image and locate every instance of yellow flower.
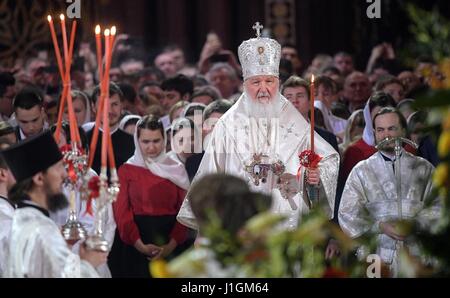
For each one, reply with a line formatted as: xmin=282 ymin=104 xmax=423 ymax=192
xmin=149 ymin=260 xmax=171 ymax=278
xmin=429 ymin=75 xmax=444 ymax=90
xmin=438 ymin=130 xmax=450 ymax=157
xmin=433 ymin=164 xmax=449 ymax=187
xmin=420 ymin=65 xmax=433 ymax=78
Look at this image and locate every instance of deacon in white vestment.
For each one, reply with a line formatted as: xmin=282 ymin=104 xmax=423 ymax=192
xmin=177 ymin=23 xmax=339 ymax=231
xmin=0 ymin=196 xmax=14 ymax=277
xmin=2 ymin=131 xmax=107 ymax=277
xmin=339 ymin=108 xmax=441 ymax=275
xmin=0 ymin=140 xmax=17 ymax=277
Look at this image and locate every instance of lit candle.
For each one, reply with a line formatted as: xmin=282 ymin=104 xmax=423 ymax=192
xmin=88 ymin=27 xmax=117 ymax=171
xmin=58 ymin=14 xmax=71 ymax=141
xmin=59 ymin=14 xmax=69 ymax=70
xmin=100 ymin=29 xmax=111 ymax=168
xmin=105 ymin=26 xmax=116 ymax=169
xmin=88 ymin=26 xmax=106 ymax=168
xmin=47 ymin=16 xmax=64 ymax=78
xmin=95 ymin=25 xmax=103 ymax=80
xmin=59 ymin=14 xmax=79 ymax=147
xmin=68 ymin=19 xmax=81 ymax=144
xmin=103 ymin=29 xmax=111 ymax=83
xmin=106 ymin=28 xmax=117 ymax=170
xmin=310 ymin=74 xmax=315 ymax=152
xmin=110 ymin=26 xmax=116 ymax=49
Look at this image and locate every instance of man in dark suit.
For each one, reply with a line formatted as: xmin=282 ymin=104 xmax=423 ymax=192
xmin=85 ymin=83 xmax=134 ymax=175
xmin=281 ymin=76 xmax=340 ymax=151
xmin=13 ymin=87 xmax=47 ymax=142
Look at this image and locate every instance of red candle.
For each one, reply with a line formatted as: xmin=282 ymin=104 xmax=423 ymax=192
xmin=47 ymin=16 xmax=64 ymax=78
xmin=107 ymin=27 xmax=117 ymax=169
xmin=60 ymin=14 xmax=80 ymax=146
xmin=310 ymin=74 xmax=315 ymax=152
xmin=59 ymin=14 xmax=72 ymax=141
xmin=95 ymin=25 xmax=103 ymax=80
xmin=106 ymin=27 xmax=117 ymax=169
xmin=100 ymin=29 xmax=111 ymax=168
xmin=110 ymin=26 xmax=116 ymax=51
xmin=68 ymin=20 xmax=77 ymax=72
xmin=68 ymin=20 xmax=80 ymax=143
xmin=66 ymin=93 xmax=77 ymax=143
xmin=101 ymin=93 xmax=109 ymax=168
xmin=88 ymin=26 xmax=118 ymax=171
xmin=47 ymin=15 xmax=65 ymax=143
xmin=103 ymin=29 xmax=112 ymax=83
xmin=59 ymin=15 xmax=69 ymax=71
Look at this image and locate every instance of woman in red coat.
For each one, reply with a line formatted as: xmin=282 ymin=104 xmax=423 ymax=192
xmin=113 ymin=114 xmax=190 ymax=277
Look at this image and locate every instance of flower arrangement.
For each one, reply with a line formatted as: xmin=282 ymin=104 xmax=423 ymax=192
xmin=149 ymin=210 xmax=380 ymax=278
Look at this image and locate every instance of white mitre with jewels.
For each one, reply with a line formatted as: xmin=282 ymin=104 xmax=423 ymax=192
xmin=238 ymin=22 xmax=281 ymax=80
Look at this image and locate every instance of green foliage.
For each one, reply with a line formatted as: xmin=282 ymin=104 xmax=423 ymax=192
xmin=403 ymin=45 xmax=450 ymax=276
xmin=195 ymin=209 xmax=376 ymax=277
xmin=404 ymin=4 xmax=450 ymax=63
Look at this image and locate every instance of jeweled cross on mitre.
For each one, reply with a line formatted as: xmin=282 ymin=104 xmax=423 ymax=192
xmin=252 ymin=22 xmax=263 ymax=38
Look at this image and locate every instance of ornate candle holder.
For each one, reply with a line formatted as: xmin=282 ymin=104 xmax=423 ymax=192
xmin=61 ymin=142 xmax=88 ymax=244
xmin=85 ymin=168 xmax=120 ymax=252
xmin=61 ymin=190 xmax=87 ymax=245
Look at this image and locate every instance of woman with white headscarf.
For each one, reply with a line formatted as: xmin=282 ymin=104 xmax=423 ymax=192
xmin=69 ymin=90 xmax=93 ymax=126
xmin=118 ymin=114 xmax=142 ymax=135
xmin=113 ymin=115 xmax=190 ymax=277
xmin=341 ymin=92 xmax=396 ymax=180
xmin=339 ymin=109 xmax=364 ymax=154
xmin=168 ymin=117 xmax=200 ymax=165
xmin=182 ymin=102 xmax=206 ymax=130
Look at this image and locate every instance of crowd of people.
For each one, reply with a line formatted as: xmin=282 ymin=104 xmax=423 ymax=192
xmin=0 ymin=22 xmax=442 ymax=278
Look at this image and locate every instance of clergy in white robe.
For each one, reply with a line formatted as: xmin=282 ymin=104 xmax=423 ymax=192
xmin=2 ymin=131 xmax=106 ymax=278
xmin=339 ymin=107 xmax=441 ymax=275
xmin=0 ymin=140 xmax=16 ymax=277
xmin=7 ymin=200 xmax=100 ymax=277
xmin=0 ymin=195 xmax=14 ymax=277
xmin=177 ymin=24 xmax=339 ymax=231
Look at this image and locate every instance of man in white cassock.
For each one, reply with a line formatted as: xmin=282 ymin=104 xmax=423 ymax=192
xmin=339 ymin=108 xmax=441 ymax=276
xmin=0 ymin=141 xmax=16 ymax=277
xmin=177 ymin=23 xmax=339 ymax=231
xmin=2 ymin=131 xmax=107 ymax=277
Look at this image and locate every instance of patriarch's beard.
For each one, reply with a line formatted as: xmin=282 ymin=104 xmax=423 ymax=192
xmin=244 ymin=88 xmax=283 ymax=121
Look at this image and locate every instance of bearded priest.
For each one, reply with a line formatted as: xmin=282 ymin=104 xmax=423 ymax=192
xmin=177 ymin=23 xmax=339 ymax=231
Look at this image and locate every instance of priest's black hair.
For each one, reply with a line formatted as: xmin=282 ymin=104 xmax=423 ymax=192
xmin=13 ymin=86 xmax=44 ymax=110
xmin=91 ymin=82 xmax=124 ymax=104
xmin=372 ymin=107 xmax=407 ymax=130
xmin=161 ymin=74 xmax=194 ymax=97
